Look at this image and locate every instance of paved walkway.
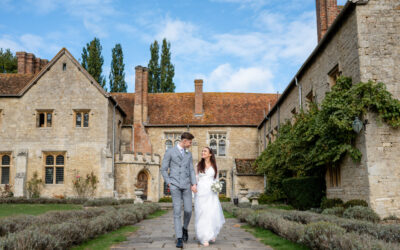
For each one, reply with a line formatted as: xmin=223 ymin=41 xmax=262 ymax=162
xmin=111 ymin=209 xmax=272 ymax=250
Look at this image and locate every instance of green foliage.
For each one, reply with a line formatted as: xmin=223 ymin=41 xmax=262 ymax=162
xmin=282 ymin=177 xmax=325 ymax=210
xmin=343 ymin=199 xmax=368 ymax=209
xmin=0 ymin=204 xmax=82 ymax=218
xmin=147 ymin=38 xmax=175 ymax=93
xmin=109 ymin=43 xmax=127 ymax=92
xmin=343 ymin=206 xmax=380 ymax=223
xmin=148 ymin=40 xmax=160 ymax=93
xmin=26 ymin=171 xmax=44 ymax=198
xmin=158 ymin=196 xmax=172 ymax=202
xmin=219 ymin=194 xmax=231 ymax=202
xmin=320 ymin=197 xmax=344 ymax=209
xmin=81 ymin=37 xmax=106 ymax=90
xmin=160 ymin=38 xmax=175 ymax=92
xmin=72 ymin=172 xmax=99 ymax=198
xmin=0 ymin=48 xmax=17 ymax=73
xmin=0 ymin=184 xmax=13 ymax=198
xmin=256 ymin=77 xmax=400 ymax=200
xmin=321 ymin=207 xmax=345 ymax=217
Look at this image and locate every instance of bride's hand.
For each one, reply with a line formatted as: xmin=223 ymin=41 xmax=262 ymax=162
xmin=191 ymin=184 xmax=197 ymax=193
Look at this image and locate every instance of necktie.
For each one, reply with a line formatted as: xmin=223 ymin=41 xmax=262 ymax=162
xmin=181 ymin=148 xmax=184 ymax=156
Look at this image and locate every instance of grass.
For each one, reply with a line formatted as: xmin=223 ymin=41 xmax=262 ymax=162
xmin=223 ymin=210 xmax=235 ymax=218
xmin=72 ymin=208 xmax=166 ymax=249
xmin=71 ymin=225 xmax=139 ymax=250
xmin=241 ymin=225 xmax=309 ymax=250
xmin=0 ymin=203 xmax=82 ymax=217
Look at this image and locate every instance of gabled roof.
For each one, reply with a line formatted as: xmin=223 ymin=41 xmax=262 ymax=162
xmin=0 ymin=48 xmax=126 ymax=116
xmin=111 ymin=92 xmax=278 ymax=126
xmin=0 ymin=74 xmax=35 ymax=95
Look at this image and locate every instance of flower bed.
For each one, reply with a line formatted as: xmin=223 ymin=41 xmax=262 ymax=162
xmin=0 ymin=203 xmax=159 ymax=249
xmin=0 ymin=197 xmax=135 ymax=206
xmin=223 ymin=203 xmax=399 ymax=249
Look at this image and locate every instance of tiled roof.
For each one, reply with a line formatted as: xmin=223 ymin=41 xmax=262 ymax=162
xmin=111 ymin=92 xmax=278 ymax=126
xmin=0 ymin=74 xmax=35 ymax=95
xmin=235 ymin=159 xmax=261 ymax=176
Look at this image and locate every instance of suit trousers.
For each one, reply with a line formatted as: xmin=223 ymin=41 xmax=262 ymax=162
xmin=170 ymin=184 xmax=192 ymax=239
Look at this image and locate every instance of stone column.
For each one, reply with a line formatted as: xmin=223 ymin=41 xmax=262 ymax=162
xmin=14 ymin=149 xmax=28 ymax=197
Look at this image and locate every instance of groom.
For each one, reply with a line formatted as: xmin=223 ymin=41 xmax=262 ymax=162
xmin=161 ymin=132 xmax=197 ymax=248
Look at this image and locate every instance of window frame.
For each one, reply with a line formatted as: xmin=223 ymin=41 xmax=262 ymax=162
xmin=208 ymin=132 xmax=227 ymax=157
xmin=43 ymin=152 xmax=65 ymax=185
xmin=328 ymin=64 xmax=341 ymax=88
xmin=74 ymin=109 xmax=90 ymax=128
xmin=163 ymin=132 xmax=182 ymax=152
xmin=327 ymin=165 xmax=341 ymax=188
xmin=0 ymin=153 xmax=11 ymax=185
xmin=36 ymin=109 xmax=53 ymax=128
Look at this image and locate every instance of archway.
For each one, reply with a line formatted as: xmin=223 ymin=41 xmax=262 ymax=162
xmin=137 ymin=170 xmax=149 ymax=200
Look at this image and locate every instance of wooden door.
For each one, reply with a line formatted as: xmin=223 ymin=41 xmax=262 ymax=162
xmin=137 ymin=171 xmax=148 ymax=200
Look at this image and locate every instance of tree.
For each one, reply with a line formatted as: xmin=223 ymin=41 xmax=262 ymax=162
xmin=81 ymin=38 xmax=106 ymax=90
xmin=0 ymin=48 xmax=17 ymax=73
xmin=109 ymin=44 xmax=127 ymax=92
xmin=160 ymin=38 xmax=175 ymax=92
xmin=148 ymin=40 xmax=160 ymax=93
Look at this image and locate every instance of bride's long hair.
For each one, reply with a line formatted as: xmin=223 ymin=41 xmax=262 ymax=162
xmin=197 ymin=147 xmax=218 ymax=179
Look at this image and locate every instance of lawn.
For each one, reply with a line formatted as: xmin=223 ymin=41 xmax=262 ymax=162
xmin=0 ymin=203 xmax=82 ymax=217
xmin=241 ymin=225 xmax=309 ymax=250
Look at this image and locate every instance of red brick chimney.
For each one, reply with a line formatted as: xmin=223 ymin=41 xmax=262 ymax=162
xmin=194 ymin=79 xmax=203 ymax=116
xmin=133 ymin=66 xmax=152 ymax=153
xmin=316 ymin=0 xmax=340 ymax=42
xmin=16 ymin=51 xmax=48 ymax=74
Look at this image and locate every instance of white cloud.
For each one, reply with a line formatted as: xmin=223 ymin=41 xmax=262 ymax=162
xmin=206 ymin=63 xmax=274 ymax=93
xmin=0 ymin=34 xmax=60 ymax=57
xmin=211 ymin=0 xmax=268 ymax=10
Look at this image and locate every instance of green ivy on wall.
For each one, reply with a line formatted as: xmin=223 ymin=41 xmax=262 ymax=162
xmin=256 ymin=77 xmax=400 ymax=200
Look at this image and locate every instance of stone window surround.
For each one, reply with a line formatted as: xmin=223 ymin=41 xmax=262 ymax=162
xmin=42 ymin=151 xmax=66 ymax=185
xmin=327 ymin=165 xmax=341 ymax=189
xmin=163 ymin=132 xmax=183 ymax=151
xmin=36 ymin=109 xmax=54 ymax=128
xmin=327 ymin=63 xmax=342 ymax=88
xmin=218 ymin=170 xmax=227 ymax=195
xmin=207 ymin=131 xmax=228 ymax=157
xmin=73 ymin=109 xmax=90 ymax=128
xmin=0 ymin=151 xmax=12 ymax=185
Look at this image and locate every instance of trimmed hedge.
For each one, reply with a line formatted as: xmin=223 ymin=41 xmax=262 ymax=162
xmin=0 ymin=197 xmax=135 ymax=206
xmin=0 ymin=203 xmax=159 ymax=249
xmin=282 ymin=177 xmax=325 ymax=210
xmin=322 ymin=207 xmax=345 ymax=217
xmin=343 ymin=206 xmax=380 ymax=223
xmin=343 ymin=199 xmax=368 ymax=209
xmin=223 ymin=203 xmax=399 ymax=249
xmin=320 ymin=197 xmax=344 ymax=209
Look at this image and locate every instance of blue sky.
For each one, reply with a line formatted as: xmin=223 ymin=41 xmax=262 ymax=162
xmin=0 ymin=0 xmax=347 ymax=93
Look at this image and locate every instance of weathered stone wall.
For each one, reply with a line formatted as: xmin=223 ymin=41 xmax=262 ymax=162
xmin=356 ymin=0 xmax=400 ymax=217
xmin=144 ymin=126 xmax=260 ymax=198
xmin=0 ymin=53 xmax=122 ymax=198
xmin=114 ymin=153 xmax=161 ymax=201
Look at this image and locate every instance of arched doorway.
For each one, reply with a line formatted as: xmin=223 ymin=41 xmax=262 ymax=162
xmin=137 ymin=170 xmax=149 ymax=200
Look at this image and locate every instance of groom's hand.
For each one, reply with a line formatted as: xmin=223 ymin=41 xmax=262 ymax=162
xmin=191 ymin=184 xmax=197 ymax=193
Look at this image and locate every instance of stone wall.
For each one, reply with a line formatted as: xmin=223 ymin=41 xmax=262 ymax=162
xmin=145 ymin=126 xmax=260 ymax=198
xmin=0 ymin=53 xmax=123 ymax=198
xmin=356 ymin=0 xmax=400 ymax=217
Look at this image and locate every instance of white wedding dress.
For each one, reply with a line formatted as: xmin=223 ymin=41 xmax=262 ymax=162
xmin=194 ymin=167 xmax=225 ymax=244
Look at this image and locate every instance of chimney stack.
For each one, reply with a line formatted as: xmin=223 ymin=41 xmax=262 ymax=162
xmin=134 ymin=66 xmax=144 ymax=124
xmin=194 ymin=79 xmax=203 ymax=116
xmin=16 ymin=51 xmax=48 ymax=74
xmin=316 ymin=0 xmax=340 ymax=42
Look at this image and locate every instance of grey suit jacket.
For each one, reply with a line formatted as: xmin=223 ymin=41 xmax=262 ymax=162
xmin=161 ymin=146 xmax=197 ymax=189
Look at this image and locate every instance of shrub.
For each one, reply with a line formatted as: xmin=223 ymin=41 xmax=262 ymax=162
xmin=26 ymin=171 xmax=44 ymax=198
xmin=158 ymin=196 xmax=172 ymax=202
xmin=72 ymin=171 xmax=99 ymax=198
xmin=219 ymin=194 xmax=231 ymax=202
xmin=320 ymin=197 xmax=343 ymax=209
xmin=343 ymin=206 xmax=380 ymax=223
xmin=343 ymin=199 xmax=368 ymax=209
xmin=258 ymin=193 xmax=275 ymax=204
xmin=282 ymin=176 xmax=325 ymax=210
xmin=0 ymin=184 xmax=13 ymax=198
xmin=301 ymin=221 xmax=347 ymax=249
xmin=83 ymin=198 xmax=120 ymax=207
xmin=322 ymin=207 xmax=345 ymax=217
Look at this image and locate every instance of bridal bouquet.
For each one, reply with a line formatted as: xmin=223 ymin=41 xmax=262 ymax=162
xmin=211 ymin=180 xmax=222 ymax=193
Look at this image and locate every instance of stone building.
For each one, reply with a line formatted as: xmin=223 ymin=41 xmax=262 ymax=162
xmin=0 ymin=49 xmax=277 ymax=201
xmin=258 ymin=0 xmax=400 ymax=217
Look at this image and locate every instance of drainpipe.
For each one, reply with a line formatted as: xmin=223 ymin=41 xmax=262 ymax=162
xmin=112 ymin=103 xmax=117 ymax=196
xmin=295 ymin=77 xmax=302 ymax=109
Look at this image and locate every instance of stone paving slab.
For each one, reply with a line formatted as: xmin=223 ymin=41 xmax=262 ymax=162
xmin=111 ymin=210 xmax=272 ymax=250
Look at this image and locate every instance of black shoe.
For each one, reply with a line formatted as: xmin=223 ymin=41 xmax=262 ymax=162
xmin=182 ymin=227 xmax=188 ymax=242
xmin=176 ymin=238 xmax=183 ymax=248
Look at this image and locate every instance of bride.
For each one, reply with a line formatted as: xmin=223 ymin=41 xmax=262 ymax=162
xmin=194 ymin=147 xmax=225 ymax=246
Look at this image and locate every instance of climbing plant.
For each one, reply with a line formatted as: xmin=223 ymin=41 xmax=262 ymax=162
xmin=256 ymin=77 xmax=400 ymax=200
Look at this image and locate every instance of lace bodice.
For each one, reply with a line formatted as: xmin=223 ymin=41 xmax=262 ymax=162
xmin=197 ymin=167 xmax=216 ymax=182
